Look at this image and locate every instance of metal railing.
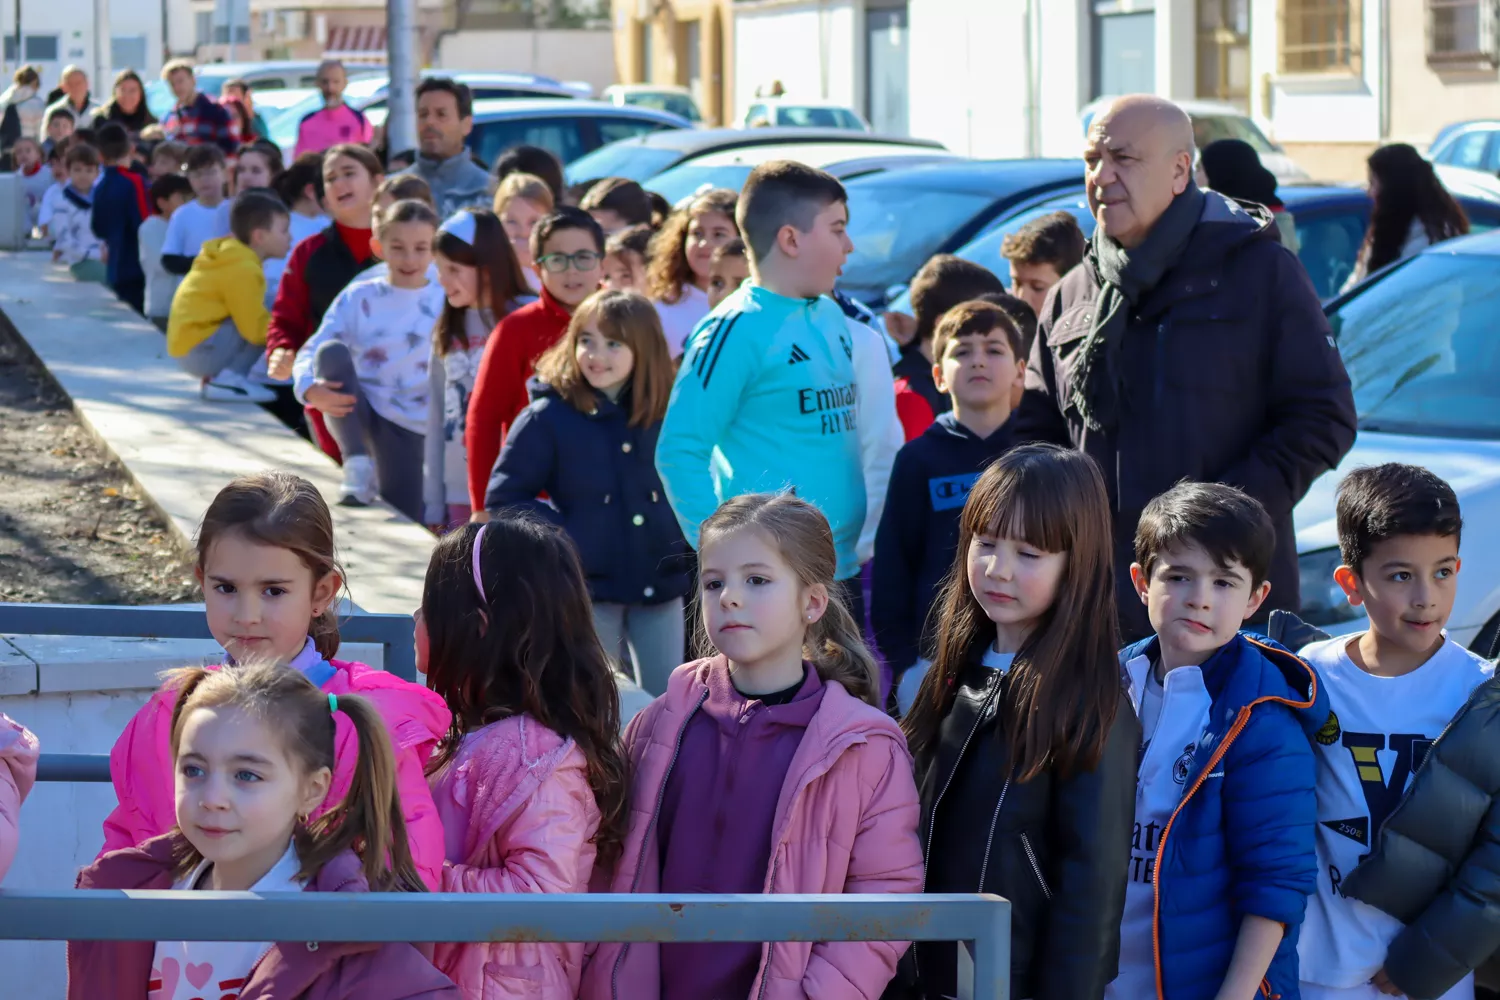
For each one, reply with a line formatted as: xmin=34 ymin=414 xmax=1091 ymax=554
xmin=0 ymin=602 xmax=417 ymax=681
xmin=0 ymin=892 xmax=1011 ymax=998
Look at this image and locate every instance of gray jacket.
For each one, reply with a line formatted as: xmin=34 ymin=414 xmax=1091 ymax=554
xmin=399 ymin=150 xmax=491 ymax=219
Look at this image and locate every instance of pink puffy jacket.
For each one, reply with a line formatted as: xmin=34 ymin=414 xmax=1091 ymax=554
xmin=580 ymin=657 xmax=924 ymax=1000
xmin=0 ymin=714 xmax=39 ymax=882
xmin=99 ymin=650 xmax=452 ymax=890
xmin=429 ymin=715 xmax=602 ymax=999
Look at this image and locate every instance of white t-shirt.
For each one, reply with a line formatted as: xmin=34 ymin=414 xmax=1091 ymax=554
xmin=1109 ymin=654 xmax=1215 ymax=1000
xmin=654 ymin=283 xmax=710 ymax=358
xmin=1297 ymin=634 xmax=1493 ymax=991
xmin=263 ymin=211 xmax=329 ymax=305
xmin=37 ymin=180 xmax=64 ymax=231
xmin=138 ymin=215 xmax=179 ymax=319
xmin=162 ymin=198 xmax=233 ymax=259
xmin=150 ymin=842 xmax=302 ymax=999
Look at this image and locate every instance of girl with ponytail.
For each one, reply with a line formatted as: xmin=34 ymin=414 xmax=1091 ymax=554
xmin=70 ymin=663 xmax=460 ymax=999
xmin=98 ymin=472 xmax=452 ymax=891
xmin=580 ymin=491 xmax=923 ymax=1000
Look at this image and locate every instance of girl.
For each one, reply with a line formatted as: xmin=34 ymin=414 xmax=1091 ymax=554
xmin=266 ymin=143 xmax=384 ymax=461
xmin=580 ymin=492 xmax=923 ymax=1000
xmin=423 ymin=209 xmax=532 ymax=530
xmin=295 ymin=199 xmax=444 ymax=521
xmin=600 ymin=224 xmax=651 ymax=293
xmin=900 ymin=444 xmax=1139 ymax=1000
xmin=1343 ymin=142 xmax=1469 ymax=293
xmin=645 ymin=188 xmax=739 ymax=357
xmin=233 ymin=140 xmax=283 ymax=195
xmin=486 ymin=290 xmax=687 ymax=695
xmin=99 ymin=471 xmax=451 ymax=891
xmin=0 ymin=714 xmax=37 ymax=884
xmin=579 ymin=177 xmax=663 ymax=235
xmin=72 ymin=664 xmax=460 ymax=1000
xmin=493 ymin=170 xmax=554 ymax=277
xmin=273 ymin=151 xmax=331 ymax=247
xmin=422 ymin=519 xmax=628 ymax=998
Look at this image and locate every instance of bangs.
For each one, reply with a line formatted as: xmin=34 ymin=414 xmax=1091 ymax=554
xmin=961 ymin=458 xmax=1076 ymax=555
xmin=434 ymin=230 xmax=476 ymax=263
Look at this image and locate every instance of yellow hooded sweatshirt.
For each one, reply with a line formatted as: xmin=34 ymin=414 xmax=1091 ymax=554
xmin=165 ymin=237 xmax=269 ymax=358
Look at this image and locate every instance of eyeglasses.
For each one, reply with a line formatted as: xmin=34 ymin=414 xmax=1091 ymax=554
xmin=537 ymin=250 xmax=602 ymax=273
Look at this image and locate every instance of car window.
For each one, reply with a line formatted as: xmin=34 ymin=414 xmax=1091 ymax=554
xmin=1294 ymin=208 xmax=1369 ymax=300
xmin=564 ymin=142 xmax=682 ymax=185
xmin=623 ymin=92 xmax=699 ymax=121
xmin=596 ymin=117 xmax=674 ymax=147
xmin=842 ymin=185 xmax=996 ymax=291
xmin=1330 ymin=253 xmax=1500 ymax=437
xmin=471 ymin=116 xmax=587 ymax=167
xmin=1442 ymin=130 xmax=1490 ymax=169
xmin=251 ymin=78 xmax=288 ymax=91
xmin=1191 ymin=114 xmax=1275 ymax=154
xmin=746 ymin=104 xmax=769 ymax=127
xmin=777 ymin=106 xmax=860 ymax=129
xmin=1462 ymin=198 xmax=1500 ymax=234
xmin=648 ymin=164 xmax=755 ymax=205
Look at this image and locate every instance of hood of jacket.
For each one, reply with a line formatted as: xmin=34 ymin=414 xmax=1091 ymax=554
xmin=1177 ymin=189 xmax=1276 ymax=265
xmin=438 ymin=714 xmax=575 ymax=865
xmin=195 ymin=235 xmax=260 ymax=274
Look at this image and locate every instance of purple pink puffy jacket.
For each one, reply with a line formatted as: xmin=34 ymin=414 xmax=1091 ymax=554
xmin=429 ymin=714 xmax=602 ymax=999
xmin=0 ymin=713 xmax=38 ymax=882
xmin=579 ymin=657 xmax=924 ymax=1000
xmin=99 ymin=652 xmax=452 ymax=890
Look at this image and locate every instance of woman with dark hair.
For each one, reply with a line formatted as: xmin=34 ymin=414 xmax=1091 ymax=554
xmin=96 ymin=69 xmax=158 ymax=135
xmin=1198 ymin=137 xmax=1298 ymax=251
xmin=1343 ymin=142 xmax=1469 ymax=292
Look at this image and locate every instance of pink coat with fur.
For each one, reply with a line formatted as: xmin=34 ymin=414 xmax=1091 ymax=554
xmin=579 ymin=657 xmax=924 ymax=1000
xmin=0 ymin=713 xmax=38 ymax=883
xmin=428 ymin=714 xmax=602 ymax=999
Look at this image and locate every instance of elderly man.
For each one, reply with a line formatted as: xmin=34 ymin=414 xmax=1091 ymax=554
xmin=42 ymin=66 xmax=100 ymax=131
xmin=1014 ymin=94 xmax=1356 ymax=640
xmin=294 ymin=59 xmax=371 ymax=157
xmin=398 ymin=76 xmax=490 ymax=216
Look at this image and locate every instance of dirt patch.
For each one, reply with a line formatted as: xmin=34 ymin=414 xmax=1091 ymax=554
xmin=0 ymin=318 xmax=199 ymax=605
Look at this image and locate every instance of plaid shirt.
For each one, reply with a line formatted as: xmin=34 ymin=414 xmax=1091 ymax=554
xmin=162 ymin=93 xmax=237 ymax=155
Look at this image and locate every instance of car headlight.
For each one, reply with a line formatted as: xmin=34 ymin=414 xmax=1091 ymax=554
xmin=1298 ymin=546 xmax=1362 ymax=627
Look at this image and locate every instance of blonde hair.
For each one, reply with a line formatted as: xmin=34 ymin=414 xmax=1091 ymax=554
xmin=534 ymin=290 xmax=673 ymax=427
xmin=493 ymin=171 xmax=555 ymax=216
xmin=698 ymin=493 xmax=879 ymax=705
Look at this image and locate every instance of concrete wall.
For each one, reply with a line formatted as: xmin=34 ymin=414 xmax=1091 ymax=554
xmin=436 ymin=28 xmax=617 ymax=95
xmin=732 ymin=0 xmax=860 ymax=121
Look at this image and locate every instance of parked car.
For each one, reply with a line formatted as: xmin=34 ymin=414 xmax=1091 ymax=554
xmin=563 ymin=126 xmax=944 ymax=187
xmin=644 ymin=140 xmax=957 ymax=204
xmin=249 ymin=87 xmax=319 ymax=124
xmin=602 ymin=84 xmax=703 ymax=124
xmin=1292 ymin=230 xmax=1500 ymax=654
xmin=1429 ymin=120 xmax=1500 ymax=171
xmin=1080 ymin=96 xmax=1309 ymax=184
xmin=146 ymin=60 xmax=376 ymax=120
xmin=740 ymin=98 xmax=869 ymax=132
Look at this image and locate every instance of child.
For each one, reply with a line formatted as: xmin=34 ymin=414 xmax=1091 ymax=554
xmin=466 ymin=206 xmax=605 ymax=513
xmin=264 ymin=151 xmax=328 ymax=306
xmin=90 ymin=121 xmax=149 ymax=313
xmin=139 ymin=172 xmax=192 ymax=330
xmin=148 ymin=139 xmax=187 ymax=181
xmin=486 ymin=290 xmax=689 ymax=694
xmin=1000 ymin=210 xmax=1086 ymax=318
xmin=579 ymin=176 xmax=662 ymax=234
xmin=295 ymin=199 xmax=442 ymax=520
xmin=13 ymin=136 xmax=50 ymax=231
xmin=975 ymin=290 xmax=1039 ymax=412
xmin=35 ymin=142 xmax=68 ymax=236
xmin=645 ymin=188 xmax=738 ymax=357
xmin=98 ymin=471 xmax=451 ymax=891
xmin=160 ymin=144 xmax=231 ymax=277
xmin=423 ymin=519 xmax=628 ymax=998
xmin=580 ymin=491 xmax=923 ymax=1000
xmin=167 ymin=190 xmax=289 ymax=402
xmin=1115 ymin=481 xmax=1326 ymax=1000
xmin=1295 ymin=464 xmax=1491 ymax=1000
xmin=49 ymin=142 xmax=106 ymax=281
xmin=232 ymin=140 xmax=282 ymax=195
xmin=375 ymin=172 xmax=434 ymax=212
xmin=706 ymin=237 xmax=749 ymax=309
xmin=872 ymin=301 xmax=1024 ymax=712
xmin=896 ymin=445 xmax=1137 ymax=999
xmin=600 ymin=223 xmax=650 ymax=293
xmin=41 ymin=104 xmax=73 ymax=155
xmin=0 ymin=714 xmax=37 ymax=884
xmin=423 ymin=209 xmax=531 ymax=530
xmin=891 ymin=254 xmax=1008 ymax=423
xmin=493 ymin=170 xmax=554 ymax=276
xmin=73 ymin=664 xmax=459 ymax=1000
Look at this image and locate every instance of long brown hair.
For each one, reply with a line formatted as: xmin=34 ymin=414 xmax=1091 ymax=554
xmin=901 ymin=444 xmax=1121 ymax=780
xmin=534 ymin=290 xmax=673 ymax=427
xmin=646 ymin=188 xmax=738 ymax=303
xmin=1361 ymin=142 xmax=1469 ymax=275
xmin=196 ymin=473 xmax=345 ymax=660
xmin=433 ymin=209 xmax=530 ymax=356
xmin=166 ymin=663 xmax=424 ymax=892
xmin=420 ymin=520 xmax=628 ymax=869
xmin=698 ymin=492 xmax=880 ymax=705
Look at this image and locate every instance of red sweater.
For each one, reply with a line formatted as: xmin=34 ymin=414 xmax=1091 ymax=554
xmin=465 ymin=289 xmax=573 ymax=509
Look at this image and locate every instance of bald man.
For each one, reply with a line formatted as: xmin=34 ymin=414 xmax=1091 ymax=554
xmin=1014 ymin=94 xmax=1355 ymax=638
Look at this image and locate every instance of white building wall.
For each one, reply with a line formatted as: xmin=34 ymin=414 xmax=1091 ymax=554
xmin=0 ymin=0 xmax=166 ymax=93
xmin=436 ymin=29 xmax=618 ymax=96
xmin=732 ymin=0 xmax=859 ymax=122
xmin=1254 ymin=0 xmax=1383 ymax=145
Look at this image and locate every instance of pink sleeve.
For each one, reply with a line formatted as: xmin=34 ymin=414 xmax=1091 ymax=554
xmin=100 ymin=693 xmax=175 ymax=857
xmin=390 ymin=718 xmax=445 ymax=892
xmin=0 ymin=715 xmax=39 ymax=881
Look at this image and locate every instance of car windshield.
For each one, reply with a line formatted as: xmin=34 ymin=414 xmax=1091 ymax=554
xmin=624 ymin=92 xmax=700 ymax=121
xmin=842 ymin=185 xmax=996 ymax=292
xmin=564 ymin=142 xmax=683 ymax=184
xmin=778 ymin=106 xmax=863 ymax=130
xmin=1191 ymin=114 xmax=1276 ymax=154
xmin=1330 ymin=252 xmax=1500 ymax=438
xmin=647 ymin=164 xmax=753 ymax=204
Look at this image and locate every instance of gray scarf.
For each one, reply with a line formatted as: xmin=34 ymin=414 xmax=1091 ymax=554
xmin=1072 ymin=184 xmax=1205 ymax=431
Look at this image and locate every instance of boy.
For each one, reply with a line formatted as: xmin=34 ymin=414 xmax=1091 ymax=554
xmin=49 ymin=143 xmax=105 ymax=282
xmin=35 ymin=142 xmax=68 ymax=236
xmin=166 ymin=190 xmax=290 ymax=402
xmin=139 ymin=172 xmax=193 ymax=330
xmin=465 ymin=206 xmax=604 ymax=511
xmin=872 ymin=300 xmax=1023 ymax=711
xmin=41 ymin=105 xmax=73 ymax=155
xmin=976 ymin=290 xmax=1039 ymax=411
xmin=149 ymin=140 xmax=187 ymax=181
xmin=600 ymin=223 xmax=650 ymax=293
xmin=1296 ymin=464 xmax=1491 ymax=1000
xmin=161 ymin=145 xmax=230 ymax=277
xmin=706 ymin=238 xmax=749 ymax=309
xmin=1000 ymin=210 xmax=1087 ymax=317
xmin=13 ymin=136 xmax=50 ymax=231
xmin=1113 ymin=482 xmax=1326 ymax=1000
xmin=90 ymin=122 xmax=149 ymax=313
xmin=892 ymin=254 xmax=1008 ymax=422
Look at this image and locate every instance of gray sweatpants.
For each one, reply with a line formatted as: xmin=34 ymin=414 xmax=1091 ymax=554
xmin=592 ymin=597 xmax=686 ymax=697
xmin=314 ymin=340 xmax=424 ymax=523
xmin=179 ymin=320 xmax=263 ymax=379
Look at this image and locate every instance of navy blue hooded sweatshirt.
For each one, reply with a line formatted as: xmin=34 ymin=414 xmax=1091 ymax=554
xmin=871 ymin=411 xmax=1012 ymax=673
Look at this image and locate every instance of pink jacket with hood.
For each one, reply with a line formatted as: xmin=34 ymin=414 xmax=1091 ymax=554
xmin=68 ymin=833 xmax=460 ymax=1000
xmin=99 ymin=639 xmax=453 ymax=890
xmin=0 ymin=713 xmax=39 ymax=882
xmin=579 ymin=656 xmax=924 ymax=1000
xmin=429 ymin=714 xmax=602 ymax=999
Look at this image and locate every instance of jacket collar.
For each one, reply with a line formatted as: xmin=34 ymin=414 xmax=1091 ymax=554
xmin=62 ymin=185 xmax=91 ymax=210
xmin=537 ymin=286 xmax=573 ymax=324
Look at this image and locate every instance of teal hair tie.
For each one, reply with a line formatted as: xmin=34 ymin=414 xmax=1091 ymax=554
xmin=328 ymin=693 xmax=338 ymax=714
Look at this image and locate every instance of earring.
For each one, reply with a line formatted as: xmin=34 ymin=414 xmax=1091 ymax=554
xmin=297 ymin=811 xmax=309 ymax=825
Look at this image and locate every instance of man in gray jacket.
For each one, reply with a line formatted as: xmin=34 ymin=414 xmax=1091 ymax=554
xmin=398 ymin=77 xmax=491 ymax=218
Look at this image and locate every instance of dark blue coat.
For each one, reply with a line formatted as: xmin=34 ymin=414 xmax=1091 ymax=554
xmin=1120 ymin=631 xmax=1327 ymax=1000
xmin=90 ymin=165 xmax=144 ymax=287
xmin=485 ymin=378 xmax=690 ymax=606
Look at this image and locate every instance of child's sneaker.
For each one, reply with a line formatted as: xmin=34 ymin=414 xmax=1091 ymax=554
xmin=201 ymin=369 xmax=277 ymax=404
xmin=337 ymin=456 xmax=378 ymax=507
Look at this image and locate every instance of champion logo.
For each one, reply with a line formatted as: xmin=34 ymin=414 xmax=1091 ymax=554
xmin=787 ymin=344 xmax=811 ymax=364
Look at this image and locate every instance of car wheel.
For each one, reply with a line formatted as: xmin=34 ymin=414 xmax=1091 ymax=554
xmin=1471 ymin=610 xmax=1500 ymax=660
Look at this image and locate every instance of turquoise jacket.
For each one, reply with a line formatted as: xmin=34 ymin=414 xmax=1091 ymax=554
xmin=655 ymin=283 xmax=866 ymax=579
